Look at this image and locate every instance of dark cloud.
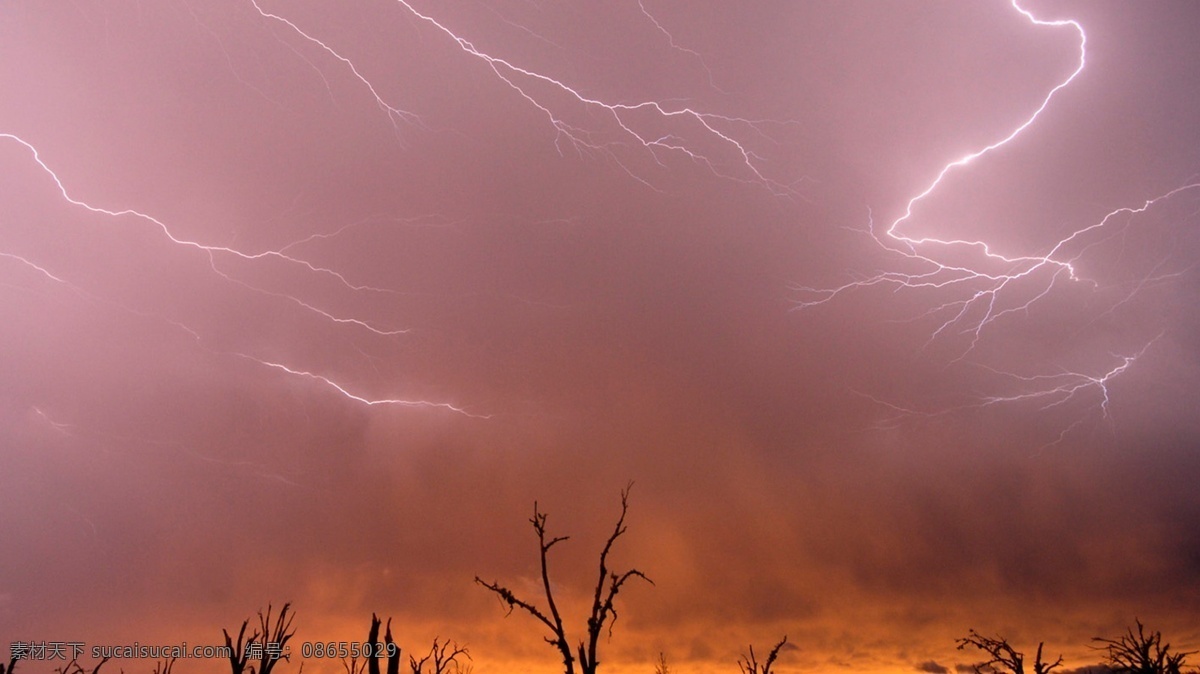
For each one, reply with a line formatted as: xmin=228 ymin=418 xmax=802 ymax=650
xmin=916 ymin=661 xmax=949 ymax=674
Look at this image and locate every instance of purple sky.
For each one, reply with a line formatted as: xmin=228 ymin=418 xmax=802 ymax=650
xmin=2 ymin=2 xmax=1200 ymax=674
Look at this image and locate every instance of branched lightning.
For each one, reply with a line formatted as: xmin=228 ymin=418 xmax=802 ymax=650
xmin=6 ymin=0 xmax=1191 ymax=453
xmin=636 ymin=0 xmax=728 ymax=94
xmin=248 ymin=0 xmax=422 ymax=129
xmin=2 ymin=132 xmax=414 ymax=336
xmin=248 ymin=0 xmax=796 ymax=195
xmin=243 ymin=356 xmax=489 ymax=419
xmin=793 ymin=0 xmax=1198 ymax=435
xmin=851 ymin=339 xmax=1160 ymax=444
xmin=975 ymin=336 xmax=1162 ymax=417
xmin=5 ymin=0 xmax=773 ymax=452
xmin=0 ymin=132 xmax=482 ymax=416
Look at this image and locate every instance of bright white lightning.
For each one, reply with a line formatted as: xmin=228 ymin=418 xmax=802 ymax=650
xmin=888 ymin=3 xmax=1087 ymax=252
xmin=0 ymin=251 xmax=68 ymax=284
xmin=1 ymin=132 xmax=407 ymax=336
xmin=248 ymin=0 xmax=422 ymax=129
xmin=852 ymin=340 xmax=1160 ymax=444
xmin=795 ymin=1 xmax=1091 ymax=317
xmin=385 ymin=0 xmax=770 ymax=185
xmin=793 ymin=1 xmax=1199 ymax=430
xmin=977 ymin=336 xmax=1162 ymax=417
xmin=250 ymin=0 xmax=795 ymax=195
xmin=245 ymin=357 xmax=489 ymax=419
xmin=636 ymin=0 xmax=727 ymax=94
xmin=0 ymin=133 xmax=483 ymax=416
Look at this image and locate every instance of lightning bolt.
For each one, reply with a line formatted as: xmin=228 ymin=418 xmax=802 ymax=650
xmin=0 ymin=251 xmax=68 ymax=284
xmin=976 ymin=336 xmax=1161 ymax=417
xmin=1 ymin=134 xmax=414 ymax=331
xmin=636 ymin=0 xmax=728 ymax=94
xmin=0 ymin=132 xmax=482 ymax=417
xmin=4 ymin=0 xmax=801 ymax=444
xmin=248 ymin=0 xmax=423 ymax=130
xmin=6 ymin=0 xmax=1189 ymax=452
xmin=243 ymin=357 xmax=490 ymax=419
xmin=247 ymin=0 xmax=797 ymax=195
xmin=794 ymin=0 xmax=1199 ymax=438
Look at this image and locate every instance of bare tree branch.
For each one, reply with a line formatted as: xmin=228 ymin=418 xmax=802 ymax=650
xmin=475 ymin=500 xmax=576 ymax=674
xmin=476 ymin=484 xmax=652 ymax=674
xmin=343 ymin=656 xmax=368 ymax=674
xmin=223 ymin=617 xmax=257 ymax=674
xmin=384 ymin=619 xmax=401 ymax=674
xmin=367 ymin=614 xmax=383 ymax=674
xmin=738 ymin=636 xmax=789 ymax=674
xmin=223 ymin=604 xmax=296 ymax=674
xmin=53 ymin=657 xmax=109 ymax=674
xmin=579 ymin=484 xmax=654 ymax=674
xmin=1093 ymin=620 xmax=1194 ymax=674
xmin=957 ymin=630 xmax=1061 ymax=674
xmin=653 ymin=653 xmax=669 ymax=674
xmin=410 ymin=638 xmax=470 ymax=674
xmin=258 ymin=603 xmax=296 ymax=674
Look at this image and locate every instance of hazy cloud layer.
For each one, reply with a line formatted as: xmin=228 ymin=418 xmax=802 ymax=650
xmin=2 ymin=2 xmax=1200 ymax=674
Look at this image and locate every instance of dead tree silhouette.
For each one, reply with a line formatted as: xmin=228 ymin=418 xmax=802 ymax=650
xmin=1093 ymin=621 xmax=1195 ymax=674
xmin=357 ymin=612 xmax=465 ymax=674
xmin=344 ymin=614 xmax=398 ymax=674
xmin=384 ymin=618 xmax=402 ymax=674
xmin=223 ymin=603 xmax=297 ymax=674
xmin=738 ymin=636 xmax=790 ymax=674
xmin=409 ymin=638 xmax=469 ymax=674
xmin=53 ymin=658 xmax=110 ymax=674
xmin=957 ymin=630 xmax=1063 ymax=674
xmin=475 ymin=484 xmax=652 ymax=674
xmin=2 ymin=651 xmax=108 ymax=674
xmin=654 ymin=652 xmax=670 ymax=674
xmin=344 ymin=657 xmax=369 ymax=674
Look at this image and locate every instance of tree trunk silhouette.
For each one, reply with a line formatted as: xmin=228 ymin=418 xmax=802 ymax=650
xmin=385 ymin=620 xmax=402 ymax=674
xmin=475 ymin=484 xmax=652 ymax=674
xmin=259 ymin=604 xmax=296 ymax=674
xmin=223 ymin=603 xmax=296 ymax=674
xmin=957 ymin=630 xmax=1062 ymax=674
xmin=409 ymin=638 xmax=469 ymax=674
xmin=223 ymin=616 xmax=255 ymax=674
xmin=368 ymin=614 xmax=383 ymax=674
xmin=1093 ymin=620 xmax=1194 ymax=674
xmin=739 ymin=637 xmax=789 ymax=674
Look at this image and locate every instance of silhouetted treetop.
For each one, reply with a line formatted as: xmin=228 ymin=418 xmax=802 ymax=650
xmin=957 ymin=630 xmax=1062 ymax=674
xmin=1093 ymin=621 xmax=1194 ymax=674
xmin=475 ymin=483 xmax=652 ymax=674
